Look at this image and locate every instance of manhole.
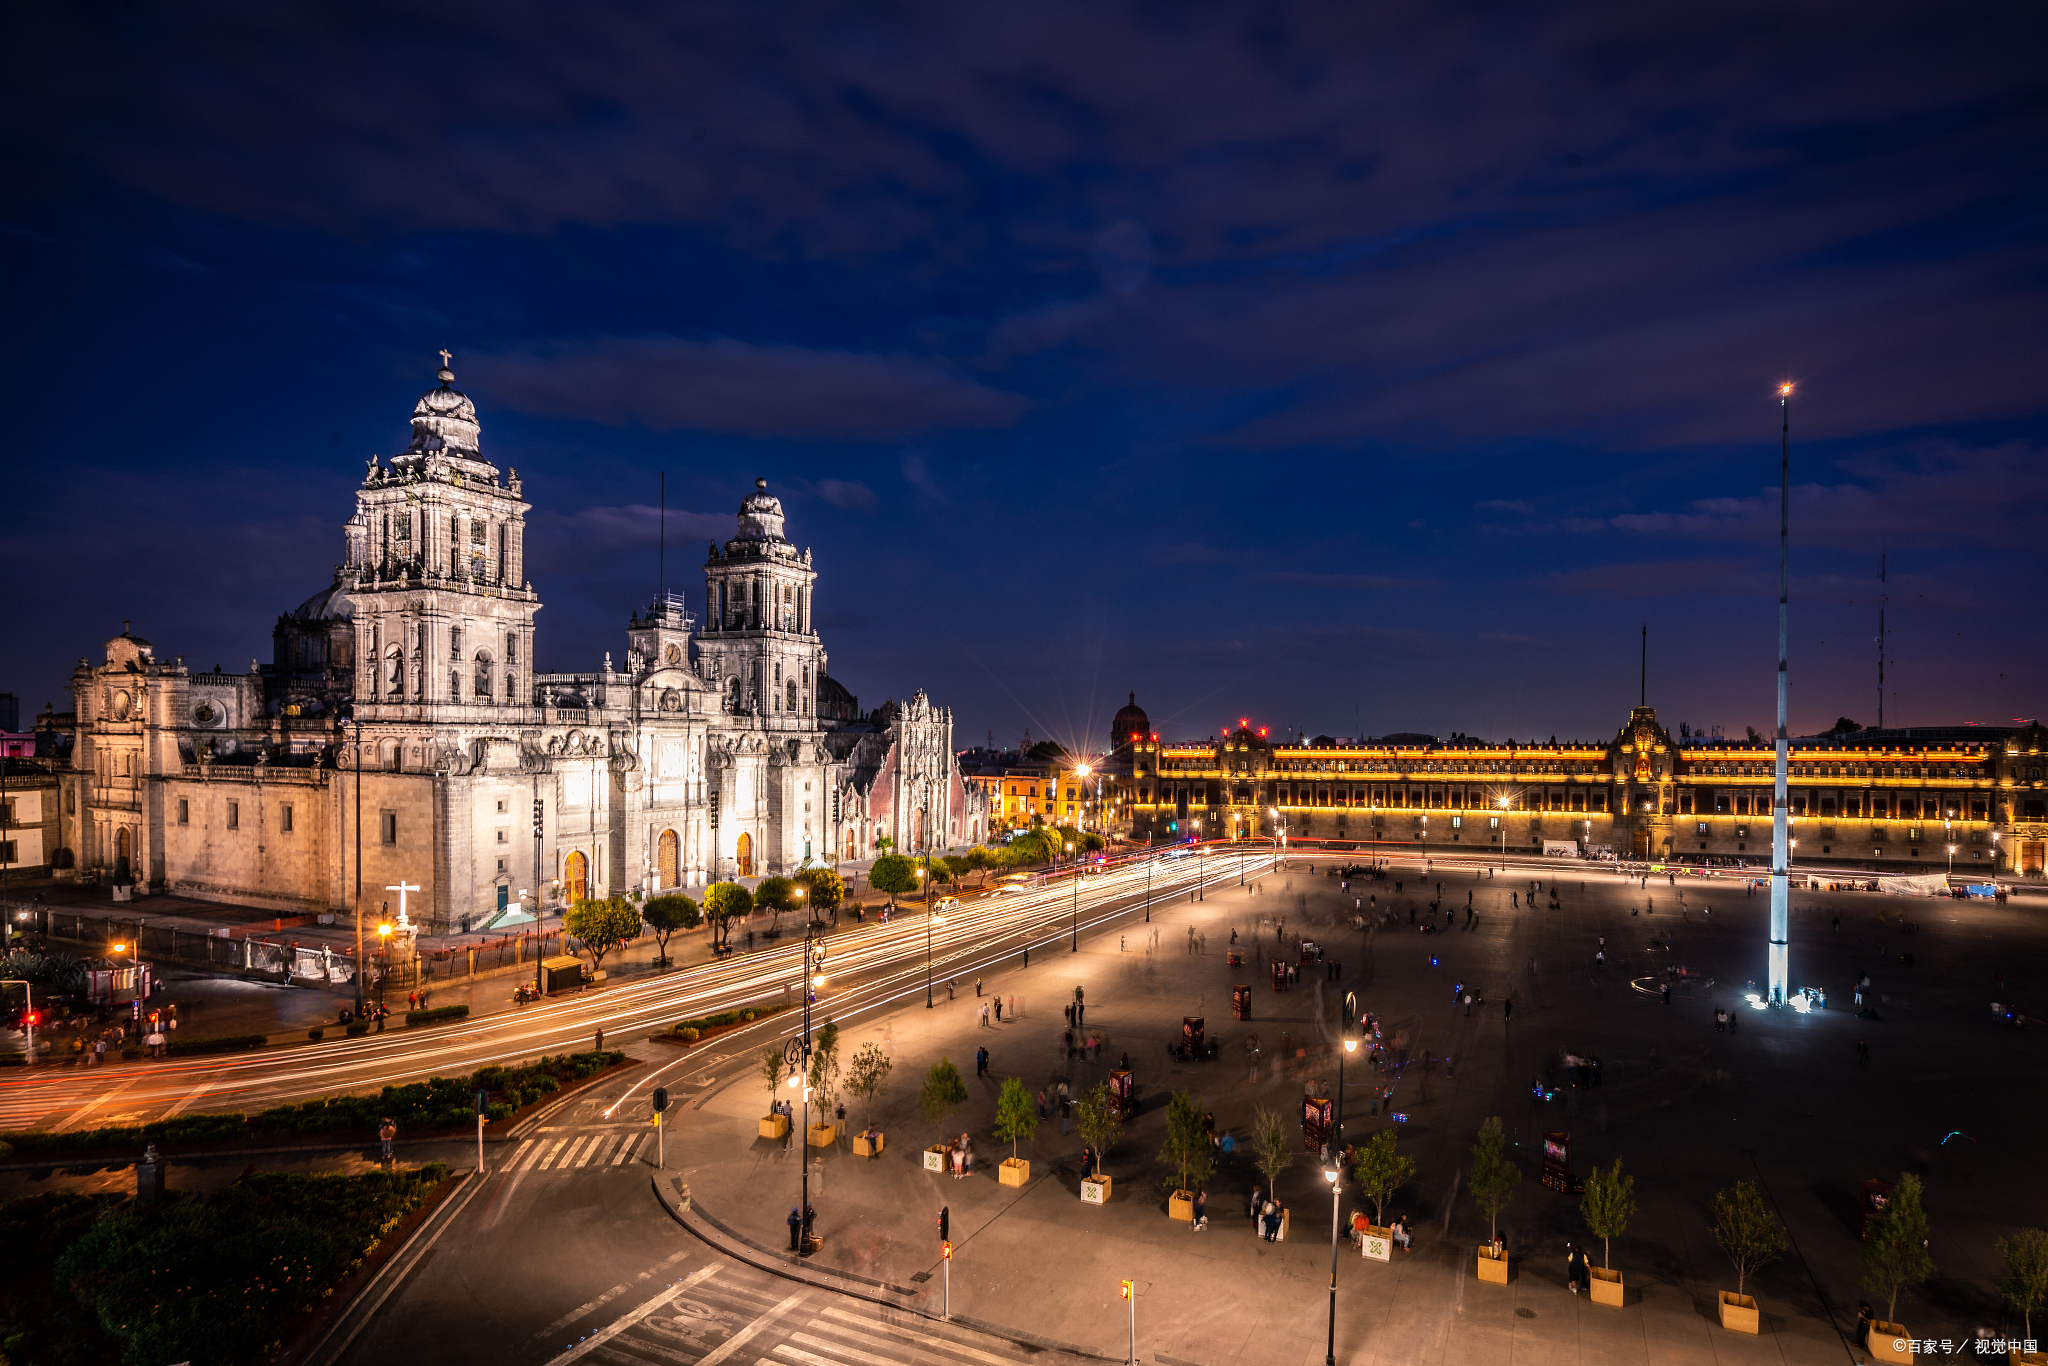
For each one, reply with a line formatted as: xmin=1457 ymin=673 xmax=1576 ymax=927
xmin=1515 ymin=1308 xmax=1536 ymax=1319
xmin=910 ymin=1271 xmax=932 ymax=1283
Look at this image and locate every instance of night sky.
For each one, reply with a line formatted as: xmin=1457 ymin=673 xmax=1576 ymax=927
xmin=4 ymin=3 xmax=2044 ymax=753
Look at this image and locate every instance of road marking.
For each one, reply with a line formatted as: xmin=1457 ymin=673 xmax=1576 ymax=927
xmin=611 ymin=1133 xmax=641 ymax=1164
xmin=536 ymin=1137 xmax=571 ymax=1169
xmin=560 ymin=1134 xmax=596 ymax=1168
xmin=52 ymin=1074 xmax=147 ymax=1132
xmin=814 ymin=1307 xmax=1028 ymax=1366
xmin=692 ymin=1289 xmax=806 ymax=1366
xmin=543 ymin=1262 xmax=721 ymax=1365
xmin=161 ymin=1067 xmax=230 ymax=1118
xmin=780 ymin=1331 xmax=906 ymax=1366
xmin=533 ymin=1247 xmax=691 ymax=1340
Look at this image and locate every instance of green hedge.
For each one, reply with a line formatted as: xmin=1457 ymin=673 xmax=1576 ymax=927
xmin=0 ymin=1051 xmax=626 ymax=1155
xmin=666 ymin=1002 xmax=783 ymax=1038
xmin=165 ymin=1033 xmax=267 ymax=1057
xmin=49 ymin=1164 xmax=452 ymax=1366
xmin=404 ymin=1004 xmax=469 ymax=1027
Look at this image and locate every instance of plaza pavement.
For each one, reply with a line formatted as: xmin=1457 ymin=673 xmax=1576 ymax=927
xmin=659 ymin=858 xmax=2048 ymax=1365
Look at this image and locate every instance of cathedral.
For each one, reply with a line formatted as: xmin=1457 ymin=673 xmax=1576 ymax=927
xmin=56 ymin=358 xmax=984 ymax=931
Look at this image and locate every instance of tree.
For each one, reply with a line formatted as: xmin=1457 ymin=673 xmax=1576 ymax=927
xmin=641 ymin=894 xmax=700 ymax=967
xmin=1158 ymin=1090 xmax=1215 ymax=1197
xmin=1352 ymin=1129 xmax=1416 ymax=1230
xmin=563 ymin=896 xmax=643 ymax=976
xmin=1712 ymin=1180 xmax=1788 ymax=1298
xmin=760 ymin=1045 xmax=787 ymax=1113
xmin=703 ymin=882 xmax=752 ymax=949
xmin=844 ymin=1042 xmax=893 ymax=1132
xmin=915 ymin=855 xmax=953 ymax=886
xmin=807 ymin=1017 xmax=842 ymax=1115
xmin=1580 ymin=1160 xmax=1637 ymax=1270
xmin=1251 ymin=1105 xmax=1294 ymax=1202
xmin=874 ymin=834 xmax=895 ymax=857
xmin=797 ymin=867 xmax=844 ymax=917
xmin=1468 ymin=1116 xmax=1522 ymax=1244
xmin=1998 ymin=1228 xmax=2048 ymax=1341
xmin=993 ymin=1076 xmax=1038 ymax=1164
xmin=1075 ymin=1083 xmax=1124 ymax=1176
xmin=941 ymin=854 xmax=971 ymax=882
xmin=1861 ymin=1172 xmax=1934 ymax=1322
xmin=918 ymin=1057 xmax=969 ymax=1131
xmin=964 ymin=846 xmax=992 ymax=884
xmin=755 ymin=876 xmax=799 ymax=925
xmin=869 ymin=854 xmax=918 ymax=910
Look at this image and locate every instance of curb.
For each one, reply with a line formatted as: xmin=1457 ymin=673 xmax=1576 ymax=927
xmin=649 ymin=1172 xmax=1116 ymax=1363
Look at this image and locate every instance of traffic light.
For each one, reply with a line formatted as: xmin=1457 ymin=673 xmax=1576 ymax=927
xmin=941 ymin=1241 xmax=953 ymax=1261
xmin=652 ymin=1086 xmax=669 ymax=1113
xmin=938 ymin=1206 xmax=949 ymax=1242
xmin=532 ymin=800 xmax=545 ymax=838
xmin=1169 ymin=821 xmax=1178 ymax=833
xmin=1118 ymin=1279 xmax=1133 ymax=1300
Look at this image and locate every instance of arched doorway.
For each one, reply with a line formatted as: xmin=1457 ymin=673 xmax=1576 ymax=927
xmin=657 ymin=830 xmax=679 ymax=888
xmin=844 ymin=828 xmax=856 ymax=861
xmin=115 ymin=827 xmax=132 ymax=882
xmin=735 ymin=832 xmax=754 ymax=877
xmin=564 ymin=850 xmax=589 ymax=904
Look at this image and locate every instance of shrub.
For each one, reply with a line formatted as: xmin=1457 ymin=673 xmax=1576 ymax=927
xmin=165 ymin=1034 xmax=267 ymax=1057
xmin=345 ymin=1021 xmax=369 ymax=1037
xmin=307 ymin=1027 xmax=325 ymax=1042
xmin=404 ymin=1004 xmax=470 ymax=1027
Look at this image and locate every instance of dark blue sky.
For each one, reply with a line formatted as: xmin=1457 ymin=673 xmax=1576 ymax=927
xmin=3 ymin=2 xmax=2044 ymax=751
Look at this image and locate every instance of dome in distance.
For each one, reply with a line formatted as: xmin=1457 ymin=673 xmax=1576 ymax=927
xmin=733 ymin=477 xmax=789 ymax=543
xmin=1112 ymin=691 xmax=1150 ymax=752
xmin=406 ymin=355 xmax=481 ymax=455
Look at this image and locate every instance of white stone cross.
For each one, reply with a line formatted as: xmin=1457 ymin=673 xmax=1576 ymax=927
xmin=385 ymin=880 xmax=421 ymax=929
xmin=438 ymin=348 xmax=452 ymax=368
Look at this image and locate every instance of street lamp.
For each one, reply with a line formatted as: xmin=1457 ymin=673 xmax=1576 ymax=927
xmin=1067 ymin=843 xmax=1078 ymax=952
xmin=1498 ymin=796 xmax=1510 ymax=865
xmin=1323 ymin=1163 xmax=1343 ymax=1366
xmin=377 ymin=922 xmax=392 ymax=1015
xmin=1192 ymin=819 xmax=1203 ymax=901
xmin=787 ymin=920 xmax=829 ymax=1254
xmin=919 ymin=866 xmax=936 ymax=1007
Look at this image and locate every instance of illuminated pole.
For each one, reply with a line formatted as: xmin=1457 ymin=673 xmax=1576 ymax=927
xmin=1324 ymin=1163 xmax=1342 ymax=1366
xmin=1769 ymin=382 xmax=1793 ymax=1006
xmin=1068 ymin=843 xmax=1078 ymax=951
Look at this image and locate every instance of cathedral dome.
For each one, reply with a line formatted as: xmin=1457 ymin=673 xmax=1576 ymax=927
xmin=406 ymin=356 xmax=481 ymax=455
xmin=291 ymin=581 xmax=355 ymax=623
xmin=1113 ymin=691 xmax=1150 ymax=750
xmin=733 ymin=478 xmax=789 ymax=544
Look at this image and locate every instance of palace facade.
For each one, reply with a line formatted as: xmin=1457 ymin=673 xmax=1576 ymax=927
xmin=43 ymin=359 xmax=983 ymax=930
xmin=1119 ymin=706 xmax=2048 ymax=879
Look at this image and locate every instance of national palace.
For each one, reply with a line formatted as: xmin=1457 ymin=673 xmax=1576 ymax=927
xmin=1110 ymin=700 xmax=2048 ymax=879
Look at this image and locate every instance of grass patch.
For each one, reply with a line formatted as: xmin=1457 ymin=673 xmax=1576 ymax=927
xmin=164 ymin=1033 xmax=267 ymax=1057
xmin=665 ymin=1002 xmax=785 ymax=1042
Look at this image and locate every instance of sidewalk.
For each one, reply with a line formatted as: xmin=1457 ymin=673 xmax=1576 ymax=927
xmin=654 ymin=865 xmax=1931 ymax=1365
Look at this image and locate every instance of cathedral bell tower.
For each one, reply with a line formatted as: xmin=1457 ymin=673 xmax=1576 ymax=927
xmin=344 ymin=354 xmax=539 ymax=718
xmin=696 ymin=480 xmax=824 ymax=725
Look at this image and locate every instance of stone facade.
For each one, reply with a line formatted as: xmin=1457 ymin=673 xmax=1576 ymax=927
xmin=1120 ymin=706 xmax=2046 ymax=879
xmin=48 ymin=360 xmax=986 ymax=929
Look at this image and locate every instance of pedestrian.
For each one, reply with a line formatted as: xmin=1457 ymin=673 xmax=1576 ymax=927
xmin=1059 ymin=1089 xmax=1072 ymax=1135
xmin=788 ymin=1206 xmax=804 ymax=1251
xmin=1567 ymin=1241 xmax=1588 ymax=1295
xmin=379 ymin=1118 xmax=397 ymax=1165
xmin=1063 ymin=1028 xmax=1075 ymax=1059
xmin=1502 ymin=998 xmax=1512 ymax=1024
xmin=1857 ymin=1039 xmax=1870 ymax=1067
xmin=1038 ymin=1086 xmax=1048 ymax=1118
xmin=1191 ymin=1188 xmax=1208 ymax=1231
xmin=1250 ymin=1185 xmax=1263 ymax=1222
xmin=803 ymin=1202 xmax=816 ymax=1249
xmin=979 ymin=1003 xmax=990 ymax=1028
xmin=994 ymin=997 xmax=1003 ymax=1024
xmin=976 ymin=977 xmax=983 ymax=997
xmin=976 ymin=1045 xmax=989 ymax=1077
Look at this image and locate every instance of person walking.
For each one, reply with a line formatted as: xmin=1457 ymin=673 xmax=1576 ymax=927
xmin=379 ymin=1118 xmax=397 ymax=1166
xmin=976 ymin=977 xmax=983 ymax=997
xmin=1058 ymin=1083 xmax=1072 ymax=1135
xmin=1502 ymin=998 xmax=1512 ymax=1025
xmin=788 ymin=1206 xmax=804 ymax=1251
xmin=976 ymin=1045 xmax=989 ymax=1077
xmin=1567 ymin=1241 xmax=1589 ymax=1295
xmin=1191 ymin=1188 xmax=1208 ymax=1231
xmin=994 ymin=997 xmax=1004 ymax=1024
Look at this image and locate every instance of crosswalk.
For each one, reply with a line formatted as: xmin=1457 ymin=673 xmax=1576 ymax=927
xmin=545 ymin=1256 xmax=1094 ymax=1366
xmin=502 ymin=1128 xmax=648 ymax=1175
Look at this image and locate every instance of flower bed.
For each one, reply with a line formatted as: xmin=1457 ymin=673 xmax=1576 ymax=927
xmin=44 ymin=1165 xmax=451 ymax=1366
xmin=404 ymin=1004 xmax=470 ymax=1027
xmin=0 ymin=1051 xmax=626 ymax=1154
xmin=661 ymin=1002 xmax=786 ymax=1044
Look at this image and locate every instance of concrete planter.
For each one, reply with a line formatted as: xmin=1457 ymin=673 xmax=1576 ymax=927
xmin=1168 ymin=1190 xmax=1195 ymax=1222
xmin=1250 ymin=1207 xmax=1289 ymax=1241
xmin=807 ymin=1122 xmax=836 ymax=1148
xmin=1718 ymin=1292 xmax=1760 ymax=1334
xmin=999 ymin=1157 xmax=1030 ymax=1187
xmin=924 ymin=1144 xmax=948 ymax=1173
xmin=1588 ymin=1266 xmax=1623 ymax=1307
xmin=1868 ymin=1321 xmax=1912 ymax=1361
xmin=851 ymin=1131 xmax=884 ymax=1158
xmin=758 ymin=1114 xmax=789 ymax=1141
xmin=1361 ymin=1226 xmax=1393 ymax=1262
xmin=1081 ymin=1175 xmax=1111 ymax=1204
xmin=1476 ymin=1247 xmax=1509 ymax=1284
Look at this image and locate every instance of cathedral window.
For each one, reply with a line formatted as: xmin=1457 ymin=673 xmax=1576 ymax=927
xmin=787 ymin=679 xmax=798 ymax=712
xmin=475 ymin=651 xmax=494 ymax=700
xmin=450 ymin=669 xmax=461 ymax=699
xmin=387 ymin=647 xmax=405 ymax=696
xmin=506 ymin=671 xmax=517 ymax=701
xmin=471 ymin=520 xmax=487 ymax=544
xmin=506 ymin=634 xmax=517 ymax=664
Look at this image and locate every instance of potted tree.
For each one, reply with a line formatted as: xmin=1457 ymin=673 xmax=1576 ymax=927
xmin=1998 ymin=1228 xmax=2048 ymax=1364
xmin=844 ymin=1041 xmax=893 ymax=1157
xmin=703 ymin=881 xmax=752 ymax=955
xmin=1580 ymin=1160 xmax=1636 ymax=1307
xmin=755 ymin=876 xmax=798 ymax=939
xmin=805 ymin=1018 xmax=842 ymax=1147
xmin=1862 ymin=1172 xmax=1934 ymax=1359
xmin=1158 ymin=1090 xmax=1214 ymax=1222
xmin=797 ymin=867 xmax=845 ymax=926
xmin=758 ymin=1046 xmax=790 ymax=1140
xmin=563 ymin=895 xmax=642 ymax=984
xmin=869 ymin=853 xmax=918 ymax=915
xmin=1076 ymin=1082 xmax=1124 ymax=1203
xmin=1469 ymin=1117 xmax=1520 ymax=1284
xmin=1351 ymin=1129 xmax=1415 ymax=1262
xmin=1712 ymin=1179 xmax=1787 ymax=1333
xmin=918 ymin=1057 xmax=968 ymax=1172
xmin=994 ymin=1076 xmax=1037 ymax=1186
xmin=1251 ymin=1105 xmax=1294 ymax=1238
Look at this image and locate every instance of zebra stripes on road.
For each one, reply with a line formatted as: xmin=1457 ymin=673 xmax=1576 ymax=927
xmin=505 ymin=1129 xmax=646 ymax=1174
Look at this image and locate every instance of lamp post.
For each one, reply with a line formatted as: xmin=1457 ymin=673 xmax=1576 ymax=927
xmin=351 ymin=714 xmax=364 ymax=1019
xmin=1323 ymin=1162 xmax=1343 ymax=1366
xmin=1499 ymin=796 xmax=1510 ymax=865
xmin=1068 ymin=843 xmax=1078 ymax=952
xmin=920 ymin=867 xmax=935 ymax=1007
xmin=785 ymin=920 xmax=828 ymax=1254
xmin=376 ymin=921 xmax=392 ymax=1016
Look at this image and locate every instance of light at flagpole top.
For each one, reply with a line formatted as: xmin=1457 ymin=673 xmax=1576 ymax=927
xmin=1779 ymin=381 xmax=1794 ymax=397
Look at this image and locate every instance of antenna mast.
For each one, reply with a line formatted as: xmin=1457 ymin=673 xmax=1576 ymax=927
xmin=1640 ymin=623 xmax=1647 ymax=707
xmin=658 ymin=472 xmax=666 ymax=604
xmin=1877 ymin=551 xmax=1887 ymax=729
